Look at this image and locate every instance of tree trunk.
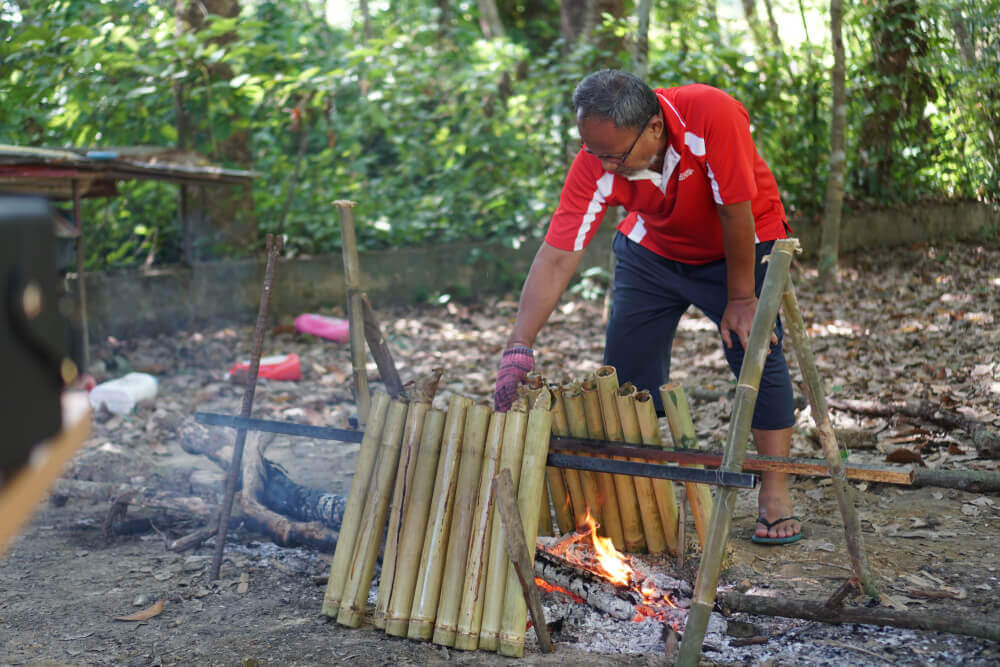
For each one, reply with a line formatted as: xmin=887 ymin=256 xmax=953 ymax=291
xmin=818 ymin=0 xmax=846 ymax=287
xmin=762 ymin=0 xmax=782 ymax=49
xmin=740 ymin=0 xmax=769 ymax=54
xmin=633 ymin=0 xmax=652 ymax=80
xmin=478 ymin=0 xmax=505 ymax=39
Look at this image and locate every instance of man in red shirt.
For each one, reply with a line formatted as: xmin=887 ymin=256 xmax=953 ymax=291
xmin=494 ymin=69 xmax=801 ymax=544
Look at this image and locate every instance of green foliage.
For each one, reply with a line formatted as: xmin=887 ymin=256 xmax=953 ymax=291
xmin=1 ymin=0 xmax=996 ymax=271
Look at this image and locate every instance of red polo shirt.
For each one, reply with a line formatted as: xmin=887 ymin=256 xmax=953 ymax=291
xmin=545 ymin=84 xmax=788 ymax=264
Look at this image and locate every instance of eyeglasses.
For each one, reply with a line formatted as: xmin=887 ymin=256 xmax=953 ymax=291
xmin=583 ymin=112 xmax=656 ymax=165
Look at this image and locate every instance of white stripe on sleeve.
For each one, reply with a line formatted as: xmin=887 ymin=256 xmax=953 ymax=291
xmin=573 ymin=172 xmax=615 ymax=251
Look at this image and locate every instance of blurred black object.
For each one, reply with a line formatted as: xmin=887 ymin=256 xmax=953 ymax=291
xmin=1 ymin=195 xmax=82 ymax=481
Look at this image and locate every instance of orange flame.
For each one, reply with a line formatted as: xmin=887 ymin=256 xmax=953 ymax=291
xmin=582 ymin=511 xmax=633 ymax=586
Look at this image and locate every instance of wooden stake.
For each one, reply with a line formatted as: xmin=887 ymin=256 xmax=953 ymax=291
xmin=337 ymin=398 xmax=408 ymax=627
xmin=384 ymin=409 xmax=447 ymax=636
xmin=498 ymin=389 xmax=553 ymax=657
xmin=580 ymin=377 xmax=625 ymax=549
xmin=335 ymin=200 xmax=371 ymax=425
xmin=407 ymin=394 xmax=472 ymax=641
xmin=615 ymin=384 xmax=667 ymax=554
xmin=660 ymin=383 xmax=714 ymax=548
xmin=479 ymin=398 xmax=528 ymax=651
xmin=454 ymin=412 xmax=506 ymax=650
xmin=433 ymin=404 xmax=491 ymax=646
xmin=634 ymin=390 xmax=680 ymax=554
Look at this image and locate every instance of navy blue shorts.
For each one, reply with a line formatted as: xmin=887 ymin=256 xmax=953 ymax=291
xmin=604 ymin=233 xmax=795 ymax=430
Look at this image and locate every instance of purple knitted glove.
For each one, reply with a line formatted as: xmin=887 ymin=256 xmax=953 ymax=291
xmin=493 ymin=345 xmax=534 ymax=412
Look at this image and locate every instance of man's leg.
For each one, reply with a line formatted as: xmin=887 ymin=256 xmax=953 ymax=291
xmin=753 ymin=427 xmax=799 ymax=539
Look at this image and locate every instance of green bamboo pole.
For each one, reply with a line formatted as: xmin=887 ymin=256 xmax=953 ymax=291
xmin=634 ymin=390 xmax=680 ymax=555
xmin=454 ymin=411 xmax=506 ymax=650
xmin=781 ymin=279 xmax=878 ymax=597
xmin=433 ymin=404 xmax=491 ymax=646
xmin=321 ymin=390 xmax=390 ymax=617
xmin=677 ymin=238 xmax=797 ymax=666
xmin=595 ymin=367 xmax=646 ymax=553
xmin=479 ymin=397 xmax=528 ymax=651
xmin=498 ymin=389 xmax=553 ymax=658
xmin=581 ymin=377 xmax=625 ymax=548
xmin=337 ymin=397 xmax=409 ymax=627
xmin=384 ymin=408 xmax=447 ymax=637
xmin=373 ymin=372 xmax=440 ymax=629
xmin=660 ymin=382 xmax=714 ymax=548
xmin=546 ymin=388 xmax=575 ymax=535
xmin=523 ymin=377 xmax=554 ymax=539
xmin=408 ymin=394 xmax=471 ymax=641
xmin=616 ymin=384 xmax=668 ymax=554
xmin=559 ymin=382 xmax=598 ymax=529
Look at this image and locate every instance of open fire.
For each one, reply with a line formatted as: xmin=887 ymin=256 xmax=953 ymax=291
xmin=536 ymin=512 xmax=688 ymax=626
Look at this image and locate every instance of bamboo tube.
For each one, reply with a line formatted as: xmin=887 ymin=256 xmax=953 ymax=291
xmin=557 ymin=382 xmax=593 ymax=529
xmin=594 ymin=367 xmax=646 ymax=553
xmin=498 ymin=389 xmax=553 ymax=658
xmin=544 ymin=387 xmax=575 ymax=535
xmin=337 ymin=398 xmax=409 ymax=627
xmin=677 ymin=238 xmax=797 ymax=667
xmin=524 ymin=379 xmax=555 ymax=539
xmin=408 ymin=395 xmax=472 ymax=641
xmin=634 ymin=390 xmax=680 ymax=554
xmin=432 ymin=403 xmax=491 ymax=647
xmin=454 ymin=412 xmax=506 ymax=650
xmin=479 ymin=398 xmax=528 ymax=651
xmin=373 ymin=371 xmax=440 ymax=629
xmin=385 ymin=408 xmax=447 ymax=637
xmin=563 ymin=382 xmax=608 ymax=544
xmin=660 ymin=382 xmax=714 ymax=548
xmin=580 ymin=378 xmax=624 ymax=547
xmin=615 ymin=384 xmax=668 ymax=554
xmin=322 ymin=390 xmax=390 ymax=617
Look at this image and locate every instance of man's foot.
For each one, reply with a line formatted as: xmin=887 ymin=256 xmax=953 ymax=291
xmin=752 ymin=516 xmax=803 ymax=545
xmin=753 ymin=494 xmax=801 ymax=544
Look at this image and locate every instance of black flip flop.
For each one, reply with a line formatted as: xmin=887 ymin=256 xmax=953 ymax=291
xmin=751 ymin=515 xmax=803 ymax=545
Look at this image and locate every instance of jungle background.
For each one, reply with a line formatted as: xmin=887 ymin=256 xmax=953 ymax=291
xmin=2 ymin=0 xmax=998 ymax=274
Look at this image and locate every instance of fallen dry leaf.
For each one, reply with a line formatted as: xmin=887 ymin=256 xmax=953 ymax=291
xmin=114 ymin=599 xmax=164 ymax=622
xmin=885 ymin=448 xmax=924 ymax=465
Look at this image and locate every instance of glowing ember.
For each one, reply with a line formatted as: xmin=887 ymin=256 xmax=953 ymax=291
xmin=534 ymin=577 xmax=585 ymax=603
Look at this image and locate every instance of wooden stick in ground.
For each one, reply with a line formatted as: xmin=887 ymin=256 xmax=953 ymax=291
xmin=580 ymin=377 xmax=625 ymax=549
xmin=634 ymin=390 xmax=679 ymax=555
xmin=660 ymin=383 xmax=714 ymax=548
xmin=595 ymin=367 xmax=646 ymax=553
xmin=546 ymin=388 xmax=576 ymax=534
xmin=322 ymin=391 xmax=391 ymax=616
xmin=335 ymin=200 xmax=371 ymax=425
xmin=615 ymin=384 xmax=667 ymax=554
xmin=374 ymin=372 xmax=440 ymax=629
xmin=337 ymin=398 xmax=409 ymax=627
xmin=210 ymin=234 xmax=282 ymax=582
xmin=498 ymin=389 xmax=553 ymax=657
xmin=408 ymin=394 xmax=472 ymax=641
xmin=559 ymin=382 xmax=601 ymax=530
xmin=479 ymin=398 xmax=528 ymax=651
xmin=676 ymin=238 xmax=797 ymax=667
xmin=454 ymin=411 xmax=506 ymax=651
xmin=384 ymin=408 xmax=447 ymax=637
xmin=433 ymin=403 xmax=491 ymax=646
xmin=492 ymin=467 xmax=554 ymax=654
xmin=718 ymin=591 xmax=1000 ymax=642
xmin=360 ymin=293 xmax=405 ymax=399
xmin=781 ymin=279 xmax=878 ymax=598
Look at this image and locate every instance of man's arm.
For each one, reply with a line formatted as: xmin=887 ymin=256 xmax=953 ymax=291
xmin=506 ymin=241 xmax=585 ymax=348
xmin=717 ymin=200 xmax=762 ymax=350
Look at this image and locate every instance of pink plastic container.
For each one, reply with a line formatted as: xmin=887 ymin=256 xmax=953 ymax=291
xmin=294 ymin=313 xmax=350 ymax=343
xmin=228 ymin=353 xmax=302 ymax=381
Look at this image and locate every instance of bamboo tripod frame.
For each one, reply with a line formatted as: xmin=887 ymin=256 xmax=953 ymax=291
xmin=676 ymin=238 xmax=877 ymax=666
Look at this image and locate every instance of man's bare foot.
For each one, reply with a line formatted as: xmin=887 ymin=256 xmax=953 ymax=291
xmin=755 ymin=492 xmax=801 ymax=540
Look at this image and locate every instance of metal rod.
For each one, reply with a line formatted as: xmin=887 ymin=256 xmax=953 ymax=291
xmin=547 ymin=453 xmax=755 ymax=489
xmin=210 ymin=234 xmax=282 ymax=581
xmin=195 ymin=412 xmax=364 ymax=442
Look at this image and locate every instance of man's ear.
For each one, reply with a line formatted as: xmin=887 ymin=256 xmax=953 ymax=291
xmin=650 ymin=112 xmax=664 ymax=138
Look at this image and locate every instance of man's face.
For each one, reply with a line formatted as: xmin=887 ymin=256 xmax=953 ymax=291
xmin=578 ymin=112 xmax=663 ymax=176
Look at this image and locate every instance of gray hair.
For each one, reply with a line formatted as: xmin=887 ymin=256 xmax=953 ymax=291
xmin=572 ymin=69 xmax=659 ymax=129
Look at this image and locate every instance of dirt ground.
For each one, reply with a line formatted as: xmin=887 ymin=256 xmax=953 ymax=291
xmin=1 ymin=239 xmax=998 ymax=665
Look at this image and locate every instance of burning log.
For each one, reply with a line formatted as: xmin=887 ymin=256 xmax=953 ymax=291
xmin=408 ymin=395 xmax=471 ymax=641
xmin=581 ymin=378 xmax=626 ymax=550
xmin=479 ymin=397 xmax=528 ymax=651
xmin=322 ymin=391 xmax=391 ymax=616
xmin=595 ymin=367 xmax=646 ymax=554
xmin=532 ymin=548 xmax=637 ymax=621
xmin=433 ymin=403 xmax=491 ymax=646
xmin=337 ymin=397 xmax=408 ymax=627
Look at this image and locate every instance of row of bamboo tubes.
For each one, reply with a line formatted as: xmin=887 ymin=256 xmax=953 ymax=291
xmin=529 ymin=367 xmax=715 ymax=555
xmin=321 ymin=380 xmax=554 ymax=658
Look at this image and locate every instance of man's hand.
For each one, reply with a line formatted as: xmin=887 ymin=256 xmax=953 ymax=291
xmin=720 ymin=295 xmax=779 ymax=350
xmin=493 ymin=345 xmax=534 ymax=412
